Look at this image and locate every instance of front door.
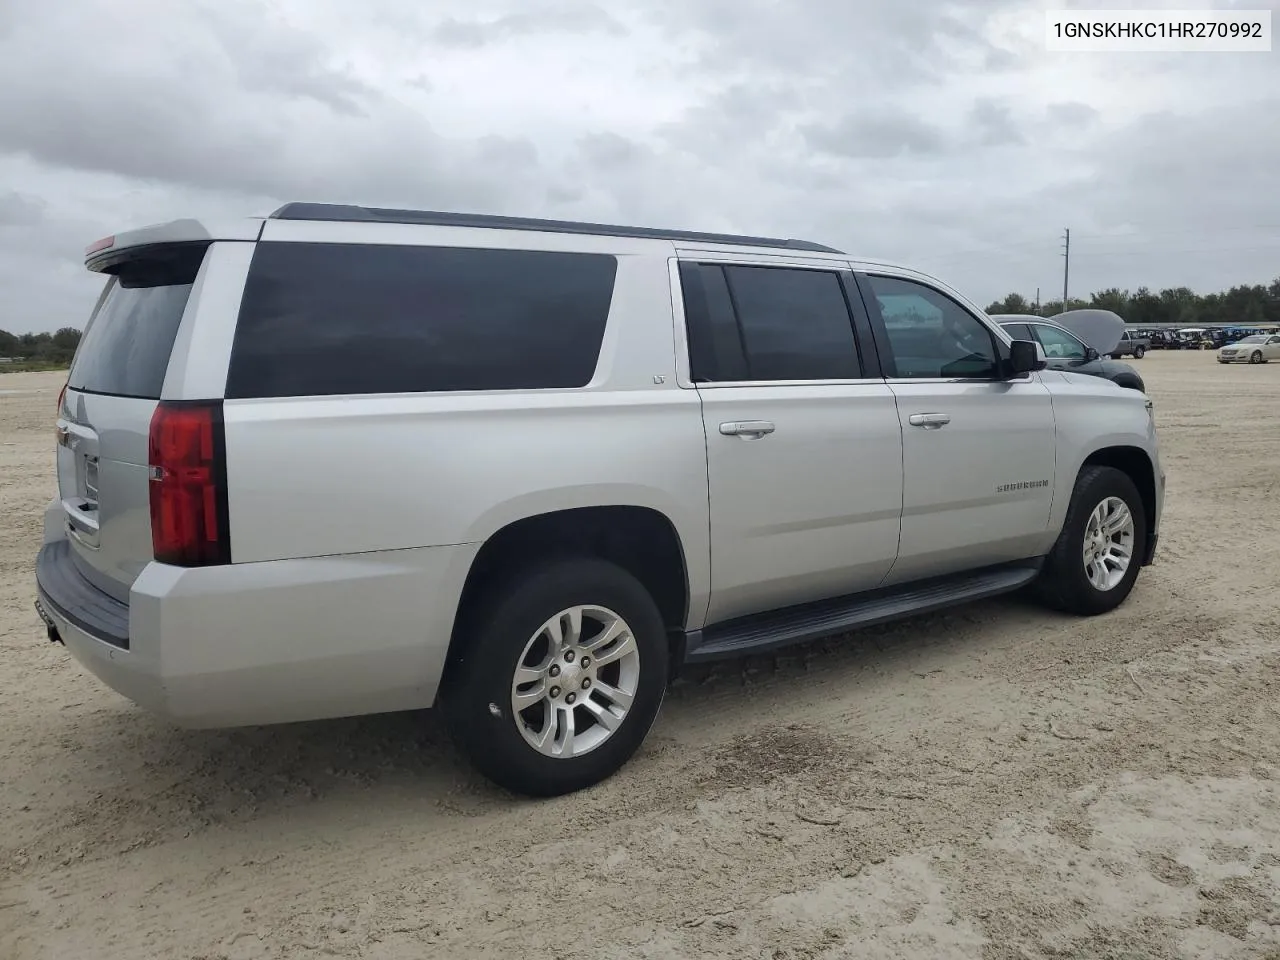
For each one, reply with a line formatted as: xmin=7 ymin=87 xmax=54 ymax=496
xmin=856 ymin=272 xmax=1057 ymax=585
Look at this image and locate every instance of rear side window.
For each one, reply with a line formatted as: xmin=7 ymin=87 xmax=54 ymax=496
xmin=67 ymin=243 xmax=207 ymax=399
xmin=724 ymin=266 xmax=861 ymax=381
xmin=680 ymin=263 xmax=861 ymax=382
xmin=226 ymin=243 xmax=618 ymax=399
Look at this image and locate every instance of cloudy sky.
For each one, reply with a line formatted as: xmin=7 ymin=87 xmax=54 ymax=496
xmin=1 ymin=0 xmax=1278 ymax=333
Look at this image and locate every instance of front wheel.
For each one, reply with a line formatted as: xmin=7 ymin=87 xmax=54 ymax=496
xmin=1034 ymin=465 xmax=1147 ymax=616
xmin=1251 ymin=351 xmax=1264 ymax=364
xmin=441 ymin=558 xmax=669 ymax=797
xmin=1133 ymin=346 xmax=1145 ymax=359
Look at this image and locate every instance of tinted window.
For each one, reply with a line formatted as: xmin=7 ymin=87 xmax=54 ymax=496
xmin=1032 ymin=324 xmax=1088 ymax=360
xmin=721 ymin=266 xmax=860 ymax=381
xmin=226 ymin=243 xmax=618 ymax=399
xmin=1001 ymin=322 xmax=1034 ymax=341
xmin=864 ymin=274 xmax=998 ymax=379
xmin=67 ymin=244 xmax=207 ymax=399
xmin=679 ymin=263 xmax=748 ymax=382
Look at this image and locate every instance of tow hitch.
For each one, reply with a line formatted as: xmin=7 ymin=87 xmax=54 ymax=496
xmin=34 ymin=599 xmax=62 ymax=645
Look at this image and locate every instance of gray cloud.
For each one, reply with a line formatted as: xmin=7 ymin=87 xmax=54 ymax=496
xmin=432 ymin=3 xmax=626 ymax=47
xmin=969 ymin=98 xmax=1025 ymax=148
xmin=1046 ymin=102 xmax=1100 ymax=127
xmin=802 ymin=113 xmax=949 ymax=160
xmin=0 ymin=191 xmax=46 ymax=226
xmin=0 ymin=0 xmax=1278 ymax=333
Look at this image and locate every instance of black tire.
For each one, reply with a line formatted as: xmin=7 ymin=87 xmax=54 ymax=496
xmin=1034 ymin=465 xmax=1147 ymax=616
xmin=1251 ymin=351 xmax=1263 ymax=364
xmin=441 ymin=558 xmax=669 ymax=797
xmin=1133 ymin=346 xmax=1145 ymax=359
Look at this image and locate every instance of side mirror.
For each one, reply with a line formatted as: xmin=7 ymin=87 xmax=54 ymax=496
xmin=1008 ymin=339 xmax=1047 ymax=376
xmin=1083 ymin=346 xmax=1100 ymax=362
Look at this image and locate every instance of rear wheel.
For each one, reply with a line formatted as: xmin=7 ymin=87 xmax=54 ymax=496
xmin=1034 ymin=466 xmax=1147 ymax=616
xmin=441 ymin=558 xmax=668 ymax=797
xmin=1133 ymin=346 xmax=1145 ymax=359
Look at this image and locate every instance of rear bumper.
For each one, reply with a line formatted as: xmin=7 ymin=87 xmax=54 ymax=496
xmin=35 ymin=505 xmax=480 ymax=728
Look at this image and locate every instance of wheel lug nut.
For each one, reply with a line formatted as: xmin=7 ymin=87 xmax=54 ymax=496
xmin=549 ymin=686 xmax=561 ymax=698
xmin=549 ymin=665 xmax=561 ymax=678
xmin=566 ymin=693 xmax=577 ymax=704
xmin=580 ymin=657 xmax=590 ymax=668
xmin=564 ymin=651 xmax=575 ymax=663
xmin=582 ymin=678 xmax=591 ymax=689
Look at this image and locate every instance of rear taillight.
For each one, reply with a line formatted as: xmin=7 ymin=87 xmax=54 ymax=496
xmin=54 ymin=382 xmax=67 ymax=443
xmin=147 ymin=401 xmax=230 ymax=567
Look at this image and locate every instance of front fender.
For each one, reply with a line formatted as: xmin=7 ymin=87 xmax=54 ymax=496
xmin=1042 ymin=372 xmax=1162 ymax=540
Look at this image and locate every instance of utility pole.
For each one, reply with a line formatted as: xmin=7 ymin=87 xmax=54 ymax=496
xmin=1035 ymin=287 xmax=1041 ymax=315
xmin=1061 ymin=228 xmax=1070 ymax=310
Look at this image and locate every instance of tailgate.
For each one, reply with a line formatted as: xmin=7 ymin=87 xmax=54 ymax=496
xmin=56 ymin=243 xmax=209 ymax=602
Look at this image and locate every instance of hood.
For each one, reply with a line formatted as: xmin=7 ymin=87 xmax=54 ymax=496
xmin=1053 ymin=309 xmax=1125 ymax=356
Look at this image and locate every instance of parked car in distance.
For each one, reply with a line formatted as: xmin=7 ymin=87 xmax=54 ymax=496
xmin=36 ymin=203 xmax=1164 ymax=797
xmin=991 ymin=314 xmax=1146 ymax=392
xmin=1109 ymin=329 xmax=1150 ymax=359
xmin=1218 ymin=334 xmax=1280 ymax=364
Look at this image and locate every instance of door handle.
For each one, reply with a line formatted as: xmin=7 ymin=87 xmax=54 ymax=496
xmin=719 ymin=420 xmax=775 ymax=439
xmin=908 ymin=413 xmax=951 ymax=429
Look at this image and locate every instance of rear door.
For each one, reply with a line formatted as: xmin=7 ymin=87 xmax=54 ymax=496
xmin=678 ymin=259 xmax=903 ymax=624
xmin=56 ymin=243 xmax=210 ymax=601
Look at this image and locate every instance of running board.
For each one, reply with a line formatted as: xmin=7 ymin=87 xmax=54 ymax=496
xmin=683 ymin=560 xmax=1043 ymax=663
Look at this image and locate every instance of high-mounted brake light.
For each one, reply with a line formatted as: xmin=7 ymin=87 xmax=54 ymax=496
xmin=85 ymin=236 xmax=115 ymax=256
xmin=147 ymin=401 xmax=230 ymax=566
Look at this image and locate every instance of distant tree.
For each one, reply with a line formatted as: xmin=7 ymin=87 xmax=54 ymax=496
xmin=985 ymin=293 xmax=1033 ymax=314
xmin=0 ymin=327 xmax=82 ymax=366
xmin=1040 ymin=297 xmax=1090 ymax=318
xmin=1128 ymin=287 xmax=1164 ymax=326
xmin=1089 ymin=288 xmax=1129 ymax=315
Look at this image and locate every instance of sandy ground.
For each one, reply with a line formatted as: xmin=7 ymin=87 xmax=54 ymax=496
xmin=3 ymin=353 xmax=1280 ymax=959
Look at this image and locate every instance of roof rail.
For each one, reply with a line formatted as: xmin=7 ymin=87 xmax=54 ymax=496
xmin=267 ymin=202 xmax=844 ymax=254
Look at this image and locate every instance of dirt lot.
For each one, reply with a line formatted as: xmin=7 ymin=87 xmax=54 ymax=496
xmin=3 ymin=353 xmax=1280 ymax=960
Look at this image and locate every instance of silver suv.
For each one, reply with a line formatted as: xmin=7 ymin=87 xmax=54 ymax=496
xmin=35 ymin=203 xmax=1165 ymax=796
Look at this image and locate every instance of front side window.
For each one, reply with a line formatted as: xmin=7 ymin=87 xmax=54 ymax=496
xmin=863 ymin=274 xmax=998 ymax=379
xmin=1032 ymin=324 xmax=1089 ymax=360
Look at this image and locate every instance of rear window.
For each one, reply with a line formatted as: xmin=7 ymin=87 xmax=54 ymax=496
xmin=225 ymin=242 xmax=619 ymax=399
xmin=67 ymin=244 xmax=207 ymax=399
